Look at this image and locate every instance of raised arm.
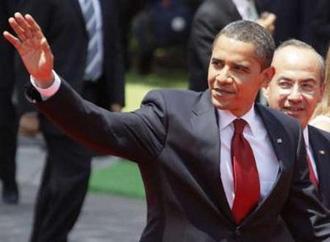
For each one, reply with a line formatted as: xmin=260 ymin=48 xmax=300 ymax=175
xmin=3 ymin=12 xmax=54 ymax=88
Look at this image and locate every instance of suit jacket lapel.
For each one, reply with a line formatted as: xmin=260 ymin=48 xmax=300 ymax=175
xmin=242 ymin=104 xmax=290 ymax=224
xmin=191 ymin=91 xmax=233 ymax=221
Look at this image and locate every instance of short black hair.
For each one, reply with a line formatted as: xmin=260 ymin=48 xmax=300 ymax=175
xmin=213 ymin=20 xmax=275 ymax=69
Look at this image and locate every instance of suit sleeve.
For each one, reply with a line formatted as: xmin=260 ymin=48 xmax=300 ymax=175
xmin=31 ymin=80 xmax=167 ymax=163
xmin=281 ymin=128 xmax=330 ymax=241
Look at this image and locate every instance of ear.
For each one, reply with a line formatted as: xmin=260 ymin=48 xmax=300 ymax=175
xmin=260 ymin=66 xmax=275 ymax=88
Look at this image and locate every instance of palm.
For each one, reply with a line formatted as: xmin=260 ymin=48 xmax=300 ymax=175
xmin=19 ymin=35 xmax=51 ymax=79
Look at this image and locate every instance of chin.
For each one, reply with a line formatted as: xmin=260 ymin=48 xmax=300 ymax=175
xmin=211 ymin=99 xmax=227 ymax=110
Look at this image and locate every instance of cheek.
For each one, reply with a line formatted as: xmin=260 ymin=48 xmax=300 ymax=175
xmin=269 ymin=93 xmax=286 ymax=108
xmin=207 ymin=77 xmax=214 ymax=88
xmin=306 ymin=98 xmax=320 ymax=111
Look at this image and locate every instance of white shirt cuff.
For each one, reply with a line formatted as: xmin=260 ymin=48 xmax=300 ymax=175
xmin=30 ymin=70 xmax=61 ymax=100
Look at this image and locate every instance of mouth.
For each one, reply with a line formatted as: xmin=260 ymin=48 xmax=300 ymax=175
xmin=282 ymin=106 xmax=304 ymax=116
xmin=212 ymin=88 xmax=235 ymax=96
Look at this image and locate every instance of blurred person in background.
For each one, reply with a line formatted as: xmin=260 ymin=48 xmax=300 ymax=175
xmin=132 ymin=0 xmax=198 ymax=74
xmin=265 ymin=39 xmax=330 ymax=207
xmin=188 ymin=0 xmax=276 ymax=92
xmin=118 ymin=0 xmax=146 ymax=71
xmin=259 ymin=0 xmax=316 ymax=46
xmin=311 ymin=48 xmax=330 ymax=132
xmin=310 ymin=0 xmax=330 ymax=57
xmin=0 ymin=0 xmax=19 ymax=204
xmin=15 ymin=0 xmax=125 ymax=241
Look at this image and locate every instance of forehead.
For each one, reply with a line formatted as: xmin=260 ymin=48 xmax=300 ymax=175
xmin=212 ymin=35 xmax=261 ymax=66
xmin=272 ymin=47 xmax=322 ymax=82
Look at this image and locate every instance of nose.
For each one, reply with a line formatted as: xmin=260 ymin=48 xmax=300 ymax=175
xmin=287 ymin=85 xmax=303 ymax=102
xmin=215 ymin=66 xmax=233 ymax=84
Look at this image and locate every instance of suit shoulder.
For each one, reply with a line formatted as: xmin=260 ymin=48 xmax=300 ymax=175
xmin=257 ymin=104 xmax=301 ymax=129
xmin=142 ymin=89 xmax=204 ymax=111
xmin=309 ymin=125 xmax=330 ymax=142
xmin=144 ymin=89 xmax=201 ymax=101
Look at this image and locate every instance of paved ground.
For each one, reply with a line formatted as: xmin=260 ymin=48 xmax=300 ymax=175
xmin=0 ymin=136 xmax=146 ymax=242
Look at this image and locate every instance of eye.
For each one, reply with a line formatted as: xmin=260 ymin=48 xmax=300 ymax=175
xmin=278 ymin=80 xmax=292 ymax=89
xmin=211 ymin=59 xmax=224 ymax=69
xmin=301 ymin=83 xmax=315 ymax=92
xmin=232 ymin=64 xmax=249 ymax=73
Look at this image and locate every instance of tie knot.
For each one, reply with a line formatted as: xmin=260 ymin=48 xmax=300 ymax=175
xmin=233 ymin=119 xmax=247 ymax=134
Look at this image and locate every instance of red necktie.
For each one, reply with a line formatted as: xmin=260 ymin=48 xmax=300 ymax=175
xmin=231 ymin=119 xmax=260 ymax=224
xmin=306 ymin=154 xmax=319 ymax=188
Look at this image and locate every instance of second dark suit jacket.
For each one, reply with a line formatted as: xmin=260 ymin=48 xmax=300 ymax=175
xmin=0 ymin=0 xmax=16 ymax=125
xmin=309 ymin=125 xmax=330 ymax=208
xmin=310 ymin=0 xmax=330 ymax=56
xmin=16 ymin=0 xmax=124 ymax=134
xmin=258 ymin=0 xmax=316 ymax=46
xmin=27 ymin=79 xmax=330 ymax=242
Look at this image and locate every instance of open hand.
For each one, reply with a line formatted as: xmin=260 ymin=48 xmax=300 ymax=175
xmin=3 ymin=12 xmax=54 ymax=88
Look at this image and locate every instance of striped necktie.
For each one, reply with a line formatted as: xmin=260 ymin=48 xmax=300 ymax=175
xmin=80 ymin=0 xmax=102 ymax=81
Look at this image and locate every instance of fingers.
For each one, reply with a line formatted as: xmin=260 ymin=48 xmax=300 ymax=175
xmin=9 ymin=13 xmax=32 ymax=41
xmin=5 ymin=12 xmax=44 ymax=42
xmin=3 ymin=31 xmax=21 ymax=50
xmin=14 ymin=12 xmax=33 ymax=39
xmin=25 ymin=14 xmax=44 ymax=39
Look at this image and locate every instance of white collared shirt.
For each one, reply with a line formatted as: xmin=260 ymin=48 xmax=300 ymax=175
xmin=218 ymin=107 xmax=279 ymax=208
xmin=303 ymin=127 xmax=319 ymax=179
xmin=231 ymin=0 xmax=259 ymax=21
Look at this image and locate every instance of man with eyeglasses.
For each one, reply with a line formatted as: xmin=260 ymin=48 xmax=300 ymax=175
xmin=265 ymin=39 xmax=330 ymax=207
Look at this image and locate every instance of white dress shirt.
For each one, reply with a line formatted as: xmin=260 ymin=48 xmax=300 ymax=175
xmin=218 ymin=107 xmax=279 ymax=208
xmin=303 ymin=127 xmax=319 ymax=179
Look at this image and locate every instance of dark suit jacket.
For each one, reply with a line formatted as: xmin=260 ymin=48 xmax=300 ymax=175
xmin=188 ymin=0 xmax=242 ymax=91
xmin=16 ymin=0 xmax=124 ymax=133
xmin=0 ymin=0 xmax=16 ymax=125
xmin=259 ymin=0 xmax=316 ymax=46
xmin=310 ymin=0 xmax=330 ymax=56
xmin=309 ymin=125 xmax=330 ymax=209
xmin=27 ymin=80 xmax=330 ymax=242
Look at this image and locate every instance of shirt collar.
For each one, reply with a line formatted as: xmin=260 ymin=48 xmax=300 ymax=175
xmin=218 ymin=105 xmax=258 ymax=135
xmin=303 ymin=127 xmax=310 ymax=148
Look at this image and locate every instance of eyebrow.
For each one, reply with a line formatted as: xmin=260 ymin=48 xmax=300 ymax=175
xmin=275 ymin=75 xmax=318 ymax=83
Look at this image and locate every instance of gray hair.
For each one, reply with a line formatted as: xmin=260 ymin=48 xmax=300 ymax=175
xmin=275 ymin=39 xmax=325 ymax=82
xmin=213 ymin=20 xmax=275 ymax=69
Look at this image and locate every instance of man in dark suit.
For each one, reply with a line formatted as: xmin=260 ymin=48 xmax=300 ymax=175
xmin=265 ymin=39 xmax=330 ymax=208
xmin=187 ymin=0 xmax=275 ymax=91
xmin=310 ymin=0 xmax=330 ymax=57
xmin=0 ymin=0 xmax=19 ymax=204
xmin=6 ymin=15 xmax=330 ymax=241
xmin=14 ymin=0 xmax=124 ymax=241
xmin=259 ymin=0 xmax=317 ymax=46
